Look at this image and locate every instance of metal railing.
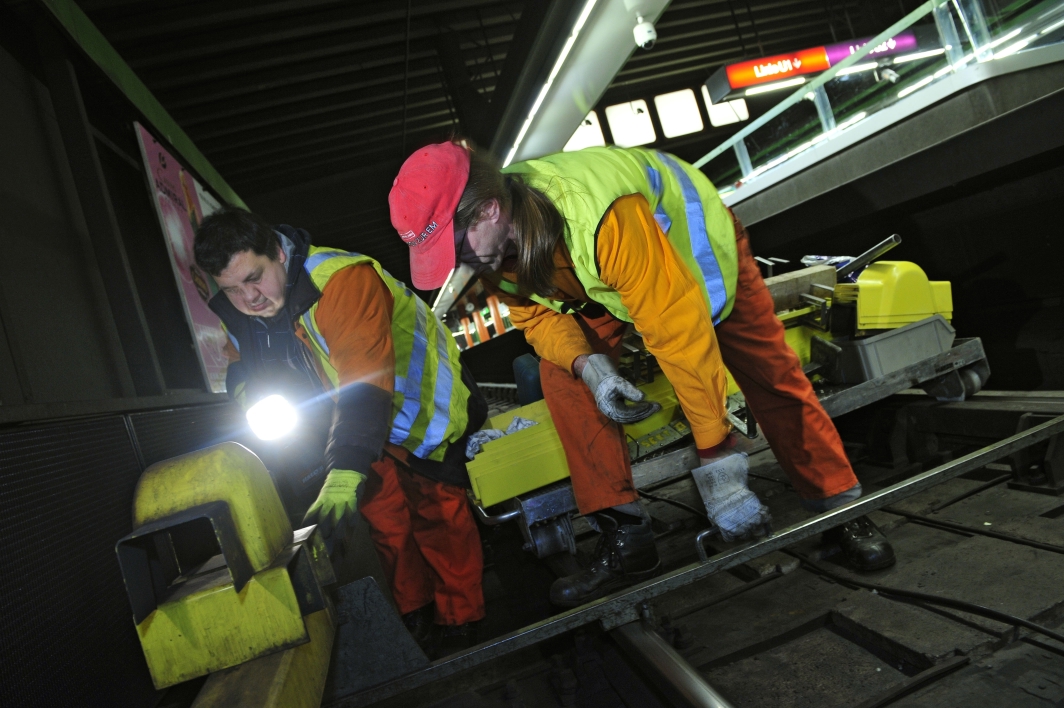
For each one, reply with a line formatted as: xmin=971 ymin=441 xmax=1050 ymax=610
xmin=696 ymin=0 xmax=1064 ymax=198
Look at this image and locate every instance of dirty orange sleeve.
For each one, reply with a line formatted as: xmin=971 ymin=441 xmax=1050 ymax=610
xmin=490 ymin=287 xmax=593 ymax=373
xmin=313 ymin=264 xmax=395 ymax=395
xmin=597 ymin=194 xmax=731 ymax=449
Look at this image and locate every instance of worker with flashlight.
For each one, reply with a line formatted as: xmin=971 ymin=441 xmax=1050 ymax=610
xmin=194 ymin=207 xmax=487 ymax=654
xmin=389 ymin=142 xmax=895 ymax=609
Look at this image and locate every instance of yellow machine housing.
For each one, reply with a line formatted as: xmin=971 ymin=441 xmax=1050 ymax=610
xmin=116 ymin=443 xmax=336 ymax=690
xmin=834 ymin=261 xmax=952 ymax=330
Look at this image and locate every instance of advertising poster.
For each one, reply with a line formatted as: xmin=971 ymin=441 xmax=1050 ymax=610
xmin=134 ymin=122 xmax=228 ymax=393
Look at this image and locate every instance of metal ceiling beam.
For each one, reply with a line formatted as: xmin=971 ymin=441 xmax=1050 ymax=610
xmin=171 ymin=54 xmax=452 ymax=128
xmin=159 ymin=30 xmax=514 ymax=110
xmin=115 ymin=0 xmax=521 ymax=69
xmin=195 ymin=81 xmax=456 ymax=155
xmin=101 ymin=0 xmax=515 ymax=44
xmin=132 ymin=10 xmax=517 ymax=91
xmin=206 ymin=98 xmax=459 ymax=168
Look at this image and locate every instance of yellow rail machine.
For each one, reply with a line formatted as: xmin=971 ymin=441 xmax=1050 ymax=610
xmin=115 ymin=442 xmax=336 ymax=707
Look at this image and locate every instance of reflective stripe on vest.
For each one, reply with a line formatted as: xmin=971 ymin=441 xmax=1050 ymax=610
xmin=644 ymin=165 xmax=673 ymax=234
xmin=657 ymin=152 xmax=728 ymax=324
xmin=416 ymin=322 xmax=455 ymax=457
xmin=390 ymin=296 xmax=429 ymax=447
xmin=299 ymin=248 xmax=467 ymax=461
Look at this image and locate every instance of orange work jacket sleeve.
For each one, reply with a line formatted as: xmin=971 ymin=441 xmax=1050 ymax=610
xmin=305 ymin=264 xmax=396 ymax=474
xmin=501 ymin=299 xmax=593 ymax=370
xmin=597 ymin=194 xmax=731 ymax=450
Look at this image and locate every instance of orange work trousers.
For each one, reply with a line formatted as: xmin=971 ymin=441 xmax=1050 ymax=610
xmin=541 ymin=220 xmax=858 ymax=512
xmin=359 ymin=455 xmax=485 ymax=625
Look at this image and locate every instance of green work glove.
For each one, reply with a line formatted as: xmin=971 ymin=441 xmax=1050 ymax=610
xmin=302 ymin=469 xmax=366 ymax=540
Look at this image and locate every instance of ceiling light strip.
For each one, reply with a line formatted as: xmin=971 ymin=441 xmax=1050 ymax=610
xmin=504 ymin=0 xmax=598 ymax=167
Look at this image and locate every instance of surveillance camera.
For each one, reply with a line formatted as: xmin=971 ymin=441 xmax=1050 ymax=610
xmin=880 ymin=68 xmax=900 ymax=84
xmin=633 ymin=16 xmax=656 ymax=50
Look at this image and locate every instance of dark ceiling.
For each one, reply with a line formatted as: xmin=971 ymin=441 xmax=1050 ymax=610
xmin=69 ymin=0 xmax=920 ymax=288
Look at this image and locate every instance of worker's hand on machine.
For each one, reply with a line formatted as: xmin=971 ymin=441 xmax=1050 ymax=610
xmin=694 ymin=451 xmax=772 ymax=542
xmin=302 ymin=468 xmax=367 ymax=540
xmin=578 ymin=353 xmax=662 ymax=424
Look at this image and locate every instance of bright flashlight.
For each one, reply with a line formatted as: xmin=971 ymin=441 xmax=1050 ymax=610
xmin=246 ymin=394 xmax=298 ymax=440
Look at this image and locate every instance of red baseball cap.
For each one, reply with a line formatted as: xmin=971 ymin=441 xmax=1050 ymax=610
xmin=389 ymin=142 xmax=470 ymax=290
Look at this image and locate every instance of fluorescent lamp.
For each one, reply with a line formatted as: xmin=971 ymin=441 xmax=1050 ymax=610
xmin=604 ymin=100 xmax=657 ymax=147
xmin=994 ymin=35 xmax=1037 ymax=58
xmin=837 ymin=62 xmax=879 ymax=75
xmin=897 ymin=75 xmax=934 ymax=98
xmin=654 ymin=89 xmax=704 ymax=138
xmin=1040 ymin=17 xmax=1064 ymax=35
xmin=504 ymin=0 xmax=598 ymax=167
xmin=835 ymin=111 xmax=867 ymax=131
xmin=892 ymin=48 xmax=946 ymax=63
xmin=744 ymin=77 xmax=806 ymax=96
xmin=986 ymin=27 xmax=1024 ymax=49
xmin=564 ymin=111 xmax=607 ymax=151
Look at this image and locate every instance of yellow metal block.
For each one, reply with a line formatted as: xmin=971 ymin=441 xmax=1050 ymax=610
xmin=468 ymin=377 xmax=689 ymax=506
xmin=137 ymin=553 xmax=309 ymax=689
xmin=133 ymin=442 xmax=292 ymax=572
xmin=836 ymin=261 xmax=953 ymax=330
xmin=192 ymin=607 xmax=335 ymax=708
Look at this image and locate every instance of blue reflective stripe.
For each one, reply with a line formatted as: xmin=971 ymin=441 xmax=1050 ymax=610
xmin=645 ymin=166 xmax=663 ymax=198
xmin=657 ymin=153 xmax=728 ymax=323
xmin=227 ymin=331 xmax=240 ymax=352
xmin=413 ymin=324 xmax=454 ymax=457
xmin=645 ymin=165 xmax=673 ymax=234
xmin=303 ymin=249 xmax=363 ymax=275
xmin=389 ymin=298 xmax=429 ymax=446
xmin=653 ymin=204 xmax=672 ymax=234
xmin=301 ymin=311 xmax=330 ymax=356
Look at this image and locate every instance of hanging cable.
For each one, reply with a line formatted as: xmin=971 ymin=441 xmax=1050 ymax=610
xmin=639 ymin=489 xmax=710 ymax=520
xmin=785 ymin=550 xmax=1064 ymax=645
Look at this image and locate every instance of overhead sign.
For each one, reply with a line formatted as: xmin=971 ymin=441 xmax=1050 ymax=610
xmin=725 ymin=47 xmax=832 ymax=91
xmin=824 ymin=31 xmax=919 ymax=65
xmin=135 ymin=122 xmax=229 ymax=393
xmin=706 ymin=29 xmax=928 ymax=103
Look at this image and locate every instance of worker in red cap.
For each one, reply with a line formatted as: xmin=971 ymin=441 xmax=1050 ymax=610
xmin=389 ymin=142 xmax=895 ymax=608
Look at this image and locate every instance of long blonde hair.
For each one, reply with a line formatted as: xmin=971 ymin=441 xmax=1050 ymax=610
xmin=454 ymin=143 xmax=565 ymax=297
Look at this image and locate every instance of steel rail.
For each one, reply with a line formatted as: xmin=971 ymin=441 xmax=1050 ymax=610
xmin=330 ymin=413 xmax=1064 ymax=707
xmin=612 ymin=622 xmax=736 ymax=708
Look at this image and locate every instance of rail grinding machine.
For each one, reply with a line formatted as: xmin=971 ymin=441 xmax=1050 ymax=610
xmin=113 ymin=234 xmax=991 ymax=705
xmin=115 ymin=441 xmax=434 ymax=706
xmin=466 ymin=235 xmax=990 ymax=559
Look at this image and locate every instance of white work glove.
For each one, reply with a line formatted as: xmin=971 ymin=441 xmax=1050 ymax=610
xmin=465 ymin=417 xmax=539 ymax=459
xmin=580 ymin=354 xmax=661 ymax=424
xmin=692 ymin=451 xmax=772 ymax=542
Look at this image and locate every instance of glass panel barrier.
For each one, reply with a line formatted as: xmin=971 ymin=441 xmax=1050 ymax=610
xmin=695 ymin=0 xmax=1064 ymax=196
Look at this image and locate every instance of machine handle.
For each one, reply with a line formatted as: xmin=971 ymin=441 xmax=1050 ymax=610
xmin=470 ymin=499 xmax=521 ymax=525
xmin=835 ymin=233 xmax=902 ymax=279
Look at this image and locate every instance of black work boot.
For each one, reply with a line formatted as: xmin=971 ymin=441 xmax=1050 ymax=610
xmin=824 ymin=515 xmax=896 ymax=571
xmin=435 ymin=622 xmax=478 ymax=658
xmin=401 ymin=603 xmax=436 ymax=654
xmin=549 ymin=514 xmax=661 ymax=608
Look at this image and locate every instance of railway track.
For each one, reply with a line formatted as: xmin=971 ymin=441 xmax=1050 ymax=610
xmin=331 ymin=393 xmax=1064 ymax=708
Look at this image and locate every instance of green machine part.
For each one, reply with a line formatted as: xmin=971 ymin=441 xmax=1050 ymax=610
xmin=116 ymin=443 xmax=336 ymax=690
